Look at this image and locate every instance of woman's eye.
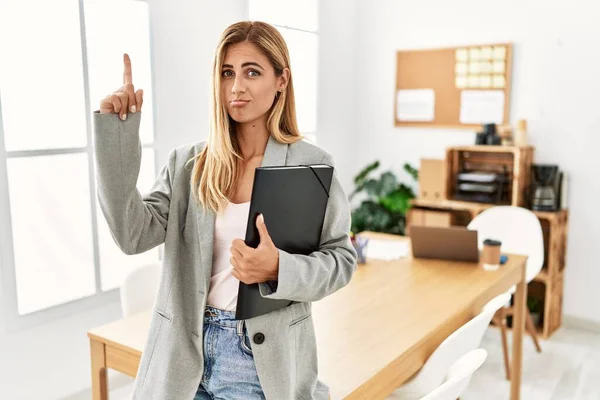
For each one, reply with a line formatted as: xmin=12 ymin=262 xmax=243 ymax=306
xmin=247 ymin=69 xmax=260 ymax=77
xmin=222 ymin=70 xmax=234 ymax=77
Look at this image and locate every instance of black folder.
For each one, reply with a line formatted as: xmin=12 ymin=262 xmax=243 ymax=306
xmin=235 ymin=164 xmax=334 ymax=320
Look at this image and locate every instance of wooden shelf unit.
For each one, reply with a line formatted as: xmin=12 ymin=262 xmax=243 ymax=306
xmin=408 ymin=198 xmax=569 ymax=339
xmin=445 ymin=146 xmax=534 ymax=207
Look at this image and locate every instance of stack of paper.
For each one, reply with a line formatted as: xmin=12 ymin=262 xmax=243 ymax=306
xmin=365 ymin=239 xmax=409 ymax=260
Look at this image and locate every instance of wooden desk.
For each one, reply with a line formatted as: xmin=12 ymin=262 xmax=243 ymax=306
xmin=88 ymin=310 xmax=150 ymax=400
xmin=88 ymin=232 xmax=526 ymax=400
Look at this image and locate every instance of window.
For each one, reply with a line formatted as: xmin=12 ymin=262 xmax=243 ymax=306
xmin=248 ymin=0 xmax=318 ymax=144
xmin=0 ymin=0 xmax=159 ymax=324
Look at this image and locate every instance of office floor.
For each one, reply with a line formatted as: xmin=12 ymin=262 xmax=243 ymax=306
xmin=464 ymin=326 xmax=600 ymax=400
xmin=64 ymin=326 xmax=600 ymax=400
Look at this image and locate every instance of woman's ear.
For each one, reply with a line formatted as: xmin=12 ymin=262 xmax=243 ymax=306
xmin=278 ymin=67 xmax=291 ymax=92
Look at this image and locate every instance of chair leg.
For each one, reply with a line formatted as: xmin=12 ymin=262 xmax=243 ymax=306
xmin=526 ymin=309 xmax=542 ymax=353
xmin=494 ymin=309 xmax=511 ymax=381
xmin=500 ymin=322 xmax=511 ymax=380
xmin=493 ymin=305 xmax=542 ymax=382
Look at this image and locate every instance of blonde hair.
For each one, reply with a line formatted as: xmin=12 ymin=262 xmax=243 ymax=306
xmin=186 ymin=21 xmax=303 ymax=214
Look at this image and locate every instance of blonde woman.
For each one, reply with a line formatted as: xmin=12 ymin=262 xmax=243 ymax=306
xmin=94 ymin=21 xmax=357 ymax=400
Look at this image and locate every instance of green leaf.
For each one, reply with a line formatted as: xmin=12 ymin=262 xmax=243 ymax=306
xmin=353 ymin=160 xmax=380 ymax=186
xmin=403 ymin=163 xmax=419 ymax=181
xmin=380 ymin=189 xmax=413 ymax=214
xmin=397 ymin=183 xmax=416 ymax=198
xmin=363 ymin=179 xmax=381 ymax=198
xmin=348 ymin=182 xmax=365 ymax=201
xmin=386 ymin=216 xmax=405 ymax=235
xmin=349 ymin=160 xmax=380 ymax=200
xmin=349 ymin=160 xmax=416 ymax=236
xmin=351 ymin=201 xmax=392 ymax=233
xmin=378 ymin=171 xmax=398 ymax=197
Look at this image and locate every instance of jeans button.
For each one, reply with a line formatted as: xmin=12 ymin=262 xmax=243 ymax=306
xmin=253 ymin=332 xmax=265 ymax=345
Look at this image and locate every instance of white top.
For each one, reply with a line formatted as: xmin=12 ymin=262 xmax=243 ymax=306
xmin=206 ymin=201 xmax=251 ymax=311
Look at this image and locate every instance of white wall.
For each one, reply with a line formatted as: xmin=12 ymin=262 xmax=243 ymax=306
xmin=351 ymin=0 xmax=600 ymax=322
xmin=0 ymin=1 xmax=247 ymax=399
xmin=149 ymin=0 xmax=248 ymax=168
xmin=315 ymin=0 xmax=357 ymax=192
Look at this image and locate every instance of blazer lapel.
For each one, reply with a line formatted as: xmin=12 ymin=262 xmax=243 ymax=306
xmin=196 ymin=134 xmax=289 ymax=294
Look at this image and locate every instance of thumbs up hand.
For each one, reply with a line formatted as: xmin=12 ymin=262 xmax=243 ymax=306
xmin=230 ymin=214 xmax=279 ymax=285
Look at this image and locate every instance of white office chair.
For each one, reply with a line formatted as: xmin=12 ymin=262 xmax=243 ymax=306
xmin=387 ymin=293 xmax=510 ymax=400
xmin=468 ymin=206 xmax=544 ymax=286
xmin=120 ymin=261 xmax=161 ymax=317
xmin=467 ymin=206 xmax=544 ymax=379
xmin=420 ymin=349 xmax=487 ymax=400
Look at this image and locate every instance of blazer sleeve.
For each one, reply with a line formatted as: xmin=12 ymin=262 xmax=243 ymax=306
xmin=258 ymin=151 xmax=358 ymax=302
xmin=92 ymin=110 xmax=175 ymax=255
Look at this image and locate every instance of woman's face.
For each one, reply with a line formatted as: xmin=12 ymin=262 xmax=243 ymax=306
xmin=221 ymin=41 xmax=288 ymax=125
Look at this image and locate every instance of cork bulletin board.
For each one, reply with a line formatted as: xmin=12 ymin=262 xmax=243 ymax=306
xmin=394 ymin=43 xmax=513 ymax=129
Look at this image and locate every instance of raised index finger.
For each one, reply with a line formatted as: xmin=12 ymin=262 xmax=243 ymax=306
xmin=123 ymin=53 xmax=133 ymax=85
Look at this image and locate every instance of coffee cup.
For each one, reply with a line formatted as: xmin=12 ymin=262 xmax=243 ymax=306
xmin=482 ymin=239 xmax=502 ymax=270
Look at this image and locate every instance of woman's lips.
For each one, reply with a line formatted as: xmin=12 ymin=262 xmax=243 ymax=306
xmin=231 ymin=100 xmax=250 ymax=107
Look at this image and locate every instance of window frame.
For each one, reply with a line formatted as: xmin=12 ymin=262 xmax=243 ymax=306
xmin=0 ymin=0 xmax=160 ymax=332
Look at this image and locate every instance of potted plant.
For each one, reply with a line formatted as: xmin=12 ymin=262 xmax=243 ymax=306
xmin=349 ymin=160 xmax=418 ymax=236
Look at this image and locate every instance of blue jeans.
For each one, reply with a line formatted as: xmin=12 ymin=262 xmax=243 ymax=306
xmin=194 ymin=306 xmax=266 ymax=400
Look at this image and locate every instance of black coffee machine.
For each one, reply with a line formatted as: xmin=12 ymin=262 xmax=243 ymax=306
xmin=530 ymin=164 xmax=562 ymax=211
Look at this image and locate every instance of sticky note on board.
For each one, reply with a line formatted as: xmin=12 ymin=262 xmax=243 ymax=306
xmin=456 ymin=48 xmax=469 ymax=61
xmin=493 ymin=46 xmax=507 ymax=60
xmin=455 ymin=62 xmax=468 ymax=74
xmin=456 ymin=76 xmax=468 ymax=88
xmin=469 ymin=62 xmax=481 ymax=74
xmin=480 ymin=61 xmax=492 ymax=73
xmin=493 ymin=61 xmax=506 ymax=73
xmin=480 ymin=75 xmax=492 ymax=88
xmin=468 ymin=75 xmax=480 ymax=88
xmin=469 ymin=48 xmax=481 ymax=60
xmin=493 ymin=75 xmax=506 ymax=88
xmin=480 ymin=46 xmax=493 ymax=59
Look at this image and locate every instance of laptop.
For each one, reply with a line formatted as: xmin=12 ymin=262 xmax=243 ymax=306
xmin=410 ymin=225 xmax=480 ymax=262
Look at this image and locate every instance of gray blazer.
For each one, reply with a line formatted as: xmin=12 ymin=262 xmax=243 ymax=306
xmin=92 ymin=111 xmax=357 ymax=400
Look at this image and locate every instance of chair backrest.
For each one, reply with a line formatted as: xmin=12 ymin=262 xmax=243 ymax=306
xmin=120 ymin=261 xmax=161 ymax=317
xmin=420 ymin=349 xmax=487 ymax=400
xmin=403 ymin=292 xmax=507 ymax=394
xmin=467 ymin=206 xmax=544 ymax=283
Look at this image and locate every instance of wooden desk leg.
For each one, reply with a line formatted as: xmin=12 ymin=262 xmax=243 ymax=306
xmin=90 ymin=338 xmax=108 ymax=400
xmin=511 ymin=268 xmax=527 ymax=400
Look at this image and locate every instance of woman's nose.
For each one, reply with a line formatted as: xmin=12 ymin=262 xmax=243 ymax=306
xmin=231 ymin=76 xmax=247 ymax=95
